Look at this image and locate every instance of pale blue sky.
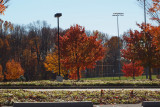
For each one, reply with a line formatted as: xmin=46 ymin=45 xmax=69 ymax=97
xmin=1 ymin=0 xmax=155 ymax=36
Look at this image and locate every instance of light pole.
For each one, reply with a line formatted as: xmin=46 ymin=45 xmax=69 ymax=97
xmin=112 ymin=13 xmax=124 ymax=79
xmin=55 ymin=13 xmax=62 ymax=81
xmin=138 ymin=0 xmax=146 ymax=26
xmin=138 ymin=0 xmax=148 ymax=79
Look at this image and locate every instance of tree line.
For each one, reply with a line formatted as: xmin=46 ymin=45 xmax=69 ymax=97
xmin=1 ymin=0 xmax=160 ymax=81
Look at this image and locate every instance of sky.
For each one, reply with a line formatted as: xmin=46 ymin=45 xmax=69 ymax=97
xmin=1 ymin=0 xmax=156 ymax=37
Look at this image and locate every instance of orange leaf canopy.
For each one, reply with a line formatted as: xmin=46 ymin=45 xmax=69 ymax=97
xmin=59 ymin=24 xmax=105 ymax=79
xmin=0 ymin=0 xmax=6 ymax=15
xmin=5 ymin=59 xmax=24 ymax=80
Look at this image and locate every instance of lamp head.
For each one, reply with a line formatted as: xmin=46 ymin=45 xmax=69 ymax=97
xmin=55 ymin=13 xmax=62 ymax=18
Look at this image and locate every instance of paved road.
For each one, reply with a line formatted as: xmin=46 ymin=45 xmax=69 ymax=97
xmin=93 ymin=104 xmax=142 ymax=107
xmin=18 ymin=88 xmax=160 ymax=91
xmin=2 ymin=104 xmax=142 ymax=107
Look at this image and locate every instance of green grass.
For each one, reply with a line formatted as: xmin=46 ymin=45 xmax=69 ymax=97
xmin=0 ymin=78 xmax=160 ymax=87
xmin=81 ymin=75 xmax=157 ymax=81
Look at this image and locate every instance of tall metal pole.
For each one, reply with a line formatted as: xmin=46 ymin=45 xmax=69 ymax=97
xmin=55 ymin=13 xmax=62 ymax=78
xmin=144 ymin=0 xmax=149 ymax=79
xmin=113 ymin=13 xmax=124 ymax=80
xmin=137 ymin=0 xmax=148 ymax=78
xmin=57 ymin=17 xmax=60 ymax=76
xmin=143 ymin=0 xmax=148 ymax=79
xmin=117 ymin=15 xmax=121 ymax=80
xmin=144 ymin=0 xmax=146 ymax=26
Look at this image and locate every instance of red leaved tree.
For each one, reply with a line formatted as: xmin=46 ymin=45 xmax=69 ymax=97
xmin=59 ymin=24 xmax=105 ymax=80
xmin=5 ymin=59 xmax=24 ymax=80
xmin=121 ymin=23 xmax=160 ymax=80
xmin=122 ymin=61 xmax=144 ymax=78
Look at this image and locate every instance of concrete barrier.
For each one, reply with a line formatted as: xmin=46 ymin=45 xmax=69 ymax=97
xmin=142 ymin=101 xmax=160 ymax=107
xmin=13 ymin=102 xmax=93 ymax=107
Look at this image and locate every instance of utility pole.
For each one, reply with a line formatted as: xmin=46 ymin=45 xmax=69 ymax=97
xmin=112 ymin=13 xmax=124 ymax=80
xmin=55 ymin=13 xmax=63 ymax=82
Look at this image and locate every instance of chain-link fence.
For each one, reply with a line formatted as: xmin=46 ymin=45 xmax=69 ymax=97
xmin=81 ymin=64 xmax=159 ymax=79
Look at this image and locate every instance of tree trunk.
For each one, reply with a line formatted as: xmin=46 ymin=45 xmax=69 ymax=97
xmin=77 ymin=67 xmax=80 ymax=81
xmin=133 ymin=62 xmax=135 ymax=80
xmin=146 ymin=67 xmax=149 ymax=79
xmin=2 ymin=62 xmax=7 ymax=81
xmin=149 ymin=67 xmax=152 ymax=81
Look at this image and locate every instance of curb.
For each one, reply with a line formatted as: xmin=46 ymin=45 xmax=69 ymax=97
xmin=0 ymin=86 xmax=160 ymax=89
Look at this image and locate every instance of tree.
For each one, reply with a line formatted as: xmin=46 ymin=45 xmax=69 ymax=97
xmin=5 ymin=59 xmax=24 ymax=80
xmin=150 ymin=25 xmax=160 ymax=51
xmin=59 ymin=24 xmax=105 ymax=80
xmin=122 ymin=61 xmax=144 ymax=78
xmin=0 ymin=64 xmax=3 ymax=81
xmin=138 ymin=0 xmax=160 ymax=24
xmin=148 ymin=0 xmax=160 ymax=24
xmin=0 ymin=0 xmax=7 ymax=15
xmin=121 ymin=23 xmax=160 ymax=80
xmin=104 ymin=36 xmax=123 ymax=72
xmin=44 ymin=52 xmax=68 ymax=77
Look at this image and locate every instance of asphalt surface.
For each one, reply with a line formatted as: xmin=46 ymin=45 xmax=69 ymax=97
xmin=93 ymin=104 xmax=142 ymax=107
xmin=2 ymin=104 xmax=142 ymax=107
xmin=20 ymin=88 xmax=160 ymax=91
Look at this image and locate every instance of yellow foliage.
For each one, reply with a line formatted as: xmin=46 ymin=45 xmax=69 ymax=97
xmin=44 ymin=52 xmax=67 ymax=77
xmin=5 ymin=59 xmax=24 ymax=80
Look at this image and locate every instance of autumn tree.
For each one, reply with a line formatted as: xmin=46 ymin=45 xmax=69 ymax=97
xmin=5 ymin=59 xmax=24 ymax=80
xmin=148 ymin=0 xmax=160 ymax=24
xmin=121 ymin=23 xmax=160 ymax=80
xmin=150 ymin=25 xmax=160 ymax=51
xmin=104 ymin=36 xmax=123 ymax=72
xmin=0 ymin=64 xmax=3 ymax=81
xmin=122 ymin=61 xmax=144 ymax=78
xmin=59 ymin=24 xmax=105 ymax=80
xmin=0 ymin=0 xmax=9 ymax=15
xmin=44 ymin=51 xmax=68 ymax=77
xmin=138 ymin=0 xmax=160 ymax=24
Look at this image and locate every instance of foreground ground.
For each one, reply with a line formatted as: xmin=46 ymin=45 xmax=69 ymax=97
xmin=0 ymin=78 xmax=160 ymax=88
xmin=1 ymin=104 xmax=142 ymax=107
xmin=0 ymin=77 xmax=159 ymax=106
xmin=0 ymin=89 xmax=160 ymax=106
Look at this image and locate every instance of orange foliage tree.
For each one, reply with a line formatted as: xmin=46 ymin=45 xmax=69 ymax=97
xmin=0 ymin=0 xmax=6 ymax=15
xmin=0 ymin=64 xmax=3 ymax=81
xmin=5 ymin=59 xmax=24 ymax=80
xmin=59 ymin=24 xmax=105 ymax=80
xmin=121 ymin=23 xmax=160 ymax=80
xmin=149 ymin=25 xmax=160 ymax=51
xmin=149 ymin=0 xmax=160 ymax=23
xmin=122 ymin=61 xmax=144 ymax=78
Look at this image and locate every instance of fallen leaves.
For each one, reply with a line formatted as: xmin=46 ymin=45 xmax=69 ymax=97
xmin=0 ymin=89 xmax=160 ymax=106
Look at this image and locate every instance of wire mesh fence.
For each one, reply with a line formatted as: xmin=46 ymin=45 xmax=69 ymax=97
xmin=81 ymin=64 xmax=159 ymax=80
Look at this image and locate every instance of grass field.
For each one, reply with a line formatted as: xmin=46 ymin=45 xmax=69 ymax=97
xmin=81 ymin=75 xmax=157 ymax=81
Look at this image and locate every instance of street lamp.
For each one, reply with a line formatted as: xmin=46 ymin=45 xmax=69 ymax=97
xmin=112 ymin=13 xmax=124 ymax=80
xmin=137 ymin=0 xmax=146 ymax=26
xmin=138 ymin=0 xmax=148 ymax=79
xmin=55 ymin=13 xmax=62 ymax=81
